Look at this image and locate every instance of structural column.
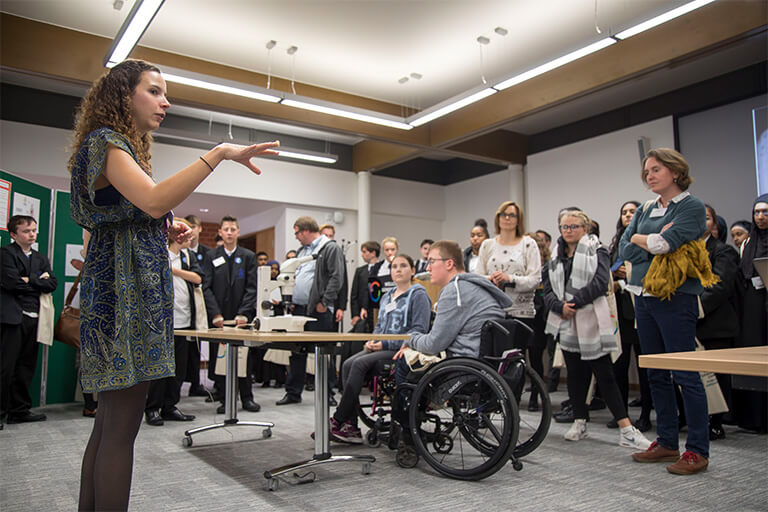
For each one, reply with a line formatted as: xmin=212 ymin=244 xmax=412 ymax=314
xmin=508 ymin=164 xmax=525 ymax=213
xmin=357 ymin=171 xmax=371 ymax=264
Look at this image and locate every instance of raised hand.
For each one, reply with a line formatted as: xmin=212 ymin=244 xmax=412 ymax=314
xmin=217 ymin=141 xmax=280 ymax=174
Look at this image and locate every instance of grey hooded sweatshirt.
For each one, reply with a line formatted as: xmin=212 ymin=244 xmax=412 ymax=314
xmin=406 ymin=272 xmax=514 ymax=358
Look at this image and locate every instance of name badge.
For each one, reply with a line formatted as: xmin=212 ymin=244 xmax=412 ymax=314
xmin=212 ymin=256 xmax=226 ymax=267
xmin=384 ymin=301 xmax=397 ymax=313
xmin=649 ymin=207 xmax=667 ymax=218
xmin=752 ymin=276 xmax=765 ymax=290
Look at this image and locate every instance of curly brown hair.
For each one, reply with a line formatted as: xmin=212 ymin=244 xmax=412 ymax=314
xmin=68 ymin=59 xmax=161 ymax=175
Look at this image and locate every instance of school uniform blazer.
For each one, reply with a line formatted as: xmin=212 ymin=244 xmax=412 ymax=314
xmin=202 ymin=245 xmax=258 ymax=323
xmin=349 ymin=264 xmax=370 ymax=318
xmin=696 ymin=236 xmax=740 ymax=343
xmin=0 ymin=243 xmax=58 ymax=325
xmin=190 ymin=243 xmax=210 ymax=265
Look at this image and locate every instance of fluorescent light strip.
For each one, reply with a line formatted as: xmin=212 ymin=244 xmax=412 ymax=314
xmin=154 ymin=131 xmax=337 ymax=164
xmin=105 ymin=0 xmax=165 ymax=67
xmin=276 ymin=150 xmax=337 ymax=164
xmin=495 ymin=38 xmax=616 ymax=91
xmin=281 ymin=99 xmax=413 ymax=130
xmin=614 ymin=0 xmax=717 ymax=40
xmin=408 ymin=88 xmax=498 ymax=127
xmin=162 ymin=72 xmax=280 ymax=103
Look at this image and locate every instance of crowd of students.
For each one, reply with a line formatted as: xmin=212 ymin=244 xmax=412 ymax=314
xmin=1 ymin=60 xmax=764 ymax=510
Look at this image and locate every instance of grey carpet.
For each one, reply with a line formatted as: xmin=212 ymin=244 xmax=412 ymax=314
xmin=1 ymin=386 xmax=766 ymax=511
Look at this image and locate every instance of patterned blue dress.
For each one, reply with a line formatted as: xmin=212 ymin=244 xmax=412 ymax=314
xmin=70 ymin=128 xmax=175 ymax=392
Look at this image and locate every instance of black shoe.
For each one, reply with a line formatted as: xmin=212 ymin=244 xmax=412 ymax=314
xmin=560 ymin=399 xmax=571 ymax=408
xmin=161 ymin=408 xmax=195 ymax=421
xmin=547 ymin=381 xmax=559 ymax=393
xmin=145 ymin=410 xmax=164 ymax=426
xmin=261 ymin=381 xmax=272 ymax=388
xmin=216 ymin=404 xmax=226 ymax=414
xmin=528 ymin=402 xmax=540 ymax=412
xmin=709 ymin=425 xmax=726 ymax=440
xmin=588 ymin=398 xmax=606 ymax=411
xmin=328 ymin=395 xmax=338 ymax=407
xmin=628 ymin=398 xmax=642 ymax=407
xmin=553 ymin=405 xmax=575 ymax=423
xmin=189 ymin=386 xmax=209 ymax=397
xmin=606 ymin=418 xmax=618 ymax=429
xmin=305 ymin=383 xmax=315 ymax=392
xmin=6 ymin=411 xmax=47 ymax=424
xmin=276 ymin=394 xmax=301 ymax=406
xmin=83 ymin=408 xmax=97 ymax=418
xmin=242 ymin=399 xmax=261 ymax=412
xmin=634 ymin=416 xmax=652 ymax=433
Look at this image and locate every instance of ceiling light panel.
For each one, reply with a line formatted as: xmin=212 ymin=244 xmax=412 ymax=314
xmin=408 ymin=87 xmax=497 ymax=127
xmin=280 ymin=98 xmax=413 ymax=130
xmin=104 ymin=0 xmax=165 ymax=67
xmin=614 ymin=0 xmax=717 ymax=40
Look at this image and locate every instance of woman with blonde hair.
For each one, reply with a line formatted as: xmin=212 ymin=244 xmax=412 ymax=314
xmin=544 ymin=209 xmax=650 ymax=450
xmin=69 ymin=59 xmax=278 ymax=510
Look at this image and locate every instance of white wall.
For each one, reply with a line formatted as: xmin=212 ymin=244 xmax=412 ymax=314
xmin=369 ymin=175 xmax=445 ymax=261
xmin=526 ymin=117 xmax=675 ymax=245
xmin=443 ymin=168 xmax=515 ymax=246
xmin=678 ymin=95 xmax=763 ymax=234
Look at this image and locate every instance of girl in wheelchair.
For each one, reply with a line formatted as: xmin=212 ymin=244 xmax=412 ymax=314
xmin=328 ymin=253 xmax=431 ymax=443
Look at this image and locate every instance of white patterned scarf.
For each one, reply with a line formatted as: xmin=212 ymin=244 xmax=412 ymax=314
xmin=545 ymin=234 xmax=618 ymax=360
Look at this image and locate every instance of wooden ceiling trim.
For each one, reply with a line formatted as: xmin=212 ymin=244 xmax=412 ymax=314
xmin=426 ymin=0 xmax=767 ymax=147
xmin=352 ymin=140 xmax=420 ymax=172
xmin=446 ymin=130 xmax=528 ymax=165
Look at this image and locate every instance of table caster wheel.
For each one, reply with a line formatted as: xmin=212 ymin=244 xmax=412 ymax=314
xmin=182 ymin=436 xmax=193 ymax=448
xmin=512 ymin=460 xmax=523 ymax=471
xmin=267 ymin=478 xmax=279 ymax=491
xmin=262 ymin=428 xmax=272 ymax=439
xmin=361 ymin=462 xmax=372 ymax=475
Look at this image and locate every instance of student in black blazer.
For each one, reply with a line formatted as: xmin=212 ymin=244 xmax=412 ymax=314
xmin=202 ymin=216 xmax=260 ymax=413
xmin=697 ymin=205 xmax=740 ymax=440
xmin=183 ymin=214 xmax=210 ymax=396
xmin=349 ymin=240 xmax=380 ymax=333
xmin=0 ymin=215 xmax=57 ymax=424
xmin=145 ymin=222 xmax=202 ymax=425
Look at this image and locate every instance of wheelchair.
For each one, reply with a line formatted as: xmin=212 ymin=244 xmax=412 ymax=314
xmin=356 ymin=318 xmax=551 ymax=481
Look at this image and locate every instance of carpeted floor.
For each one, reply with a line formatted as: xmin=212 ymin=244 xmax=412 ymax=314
xmin=1 ymin=386 xmax=766 ymax=511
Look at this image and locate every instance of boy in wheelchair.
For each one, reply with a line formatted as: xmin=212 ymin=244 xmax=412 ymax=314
xmin=392 ymin=240 xmax=514 ymax=382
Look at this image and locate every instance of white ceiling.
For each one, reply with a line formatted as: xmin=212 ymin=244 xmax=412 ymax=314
xmin=1 ymin=0 xmax=697 ymax=108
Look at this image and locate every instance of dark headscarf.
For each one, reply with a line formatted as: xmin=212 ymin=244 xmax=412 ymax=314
xmin=741 ymin=193 xmax=768 ymax=280
xmin=715 ymin=215 xmax=728 ymax=244
xmin=731 ymin=220 xmax=752 ymax=233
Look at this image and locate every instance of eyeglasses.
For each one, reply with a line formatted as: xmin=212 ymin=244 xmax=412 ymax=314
xmin=499 ymin=212 xmax=517 ymax=219
xmin=427 ymin=258 xmax=447 ymax=266
xmin=559 ymin=224 xmax=584 ymax=232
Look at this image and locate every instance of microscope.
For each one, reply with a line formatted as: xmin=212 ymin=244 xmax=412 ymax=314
xmin=254 ymin=255 xmax=317 ymax=332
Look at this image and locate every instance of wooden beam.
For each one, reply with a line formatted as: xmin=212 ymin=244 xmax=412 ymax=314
xmin=0 ymin=13 xmax=428 ymax=145
xmin=352 ymin=140 xmax=420 ymax=172
xmin=427 ymin=0 xmax=767 ymax=147
xmin=446 ymin=131 xmax=528 ymax=165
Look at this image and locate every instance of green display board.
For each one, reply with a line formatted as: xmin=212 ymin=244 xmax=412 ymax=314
xmin=47 ymin=190 xmax=82 ymax=404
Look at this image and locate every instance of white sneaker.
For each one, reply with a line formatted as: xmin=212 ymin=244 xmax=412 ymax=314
xmin=619 ymin=425 xmax=652 ymax=450
xmin=564 ymin=419 xmax=588 ymax=441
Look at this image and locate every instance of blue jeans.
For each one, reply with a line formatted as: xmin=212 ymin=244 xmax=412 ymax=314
xmin=635 ymin=294 xmax=709 ymax=458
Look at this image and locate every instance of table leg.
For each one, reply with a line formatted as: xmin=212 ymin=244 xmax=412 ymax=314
xmin=183 ymin=342 xmax=274 ymax=448
xmin=264 ymin=344 xmax=375 ymax=491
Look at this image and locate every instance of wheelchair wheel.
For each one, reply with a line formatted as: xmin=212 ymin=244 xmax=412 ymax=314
xmin=408 ymin=358 xmax=519 ymax=481
xmin=513 ymin=364 xmax=551 ymax=458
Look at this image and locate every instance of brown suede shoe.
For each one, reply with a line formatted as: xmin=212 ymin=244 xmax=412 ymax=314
xmin=632 ymin=441 xmax=680 ymax=463
xmin=666 ymin=451 xmax=709 ymax=475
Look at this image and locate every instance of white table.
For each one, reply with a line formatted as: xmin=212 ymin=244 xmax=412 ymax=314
xmin=175 ymin=328 xmax=409 ymax=490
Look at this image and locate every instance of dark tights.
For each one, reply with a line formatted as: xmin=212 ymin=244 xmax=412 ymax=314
xmin=79 ymin=381 xmax=150 ymax=511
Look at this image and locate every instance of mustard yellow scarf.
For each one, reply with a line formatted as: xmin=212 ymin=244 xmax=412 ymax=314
xmin=642 ymin=239 xmax=719 ymax=300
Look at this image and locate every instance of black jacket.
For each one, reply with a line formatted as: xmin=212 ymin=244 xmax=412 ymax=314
xmin=202 ymin=245 xmax=258 ymax=323
xmin=176 ymin=248 xmax=204 ymax=328
xmin=350 ymin=264 xmax=370 ymax=318
xmin=190 ymin=243 xmax=210 ymax=265
xmin=542 ymin=238 xmax=610 ymax=314
xmin=0 ymin=243 xmax=58 ymax=325
xmin=696 ymin=236 xmax=740 ymax=343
